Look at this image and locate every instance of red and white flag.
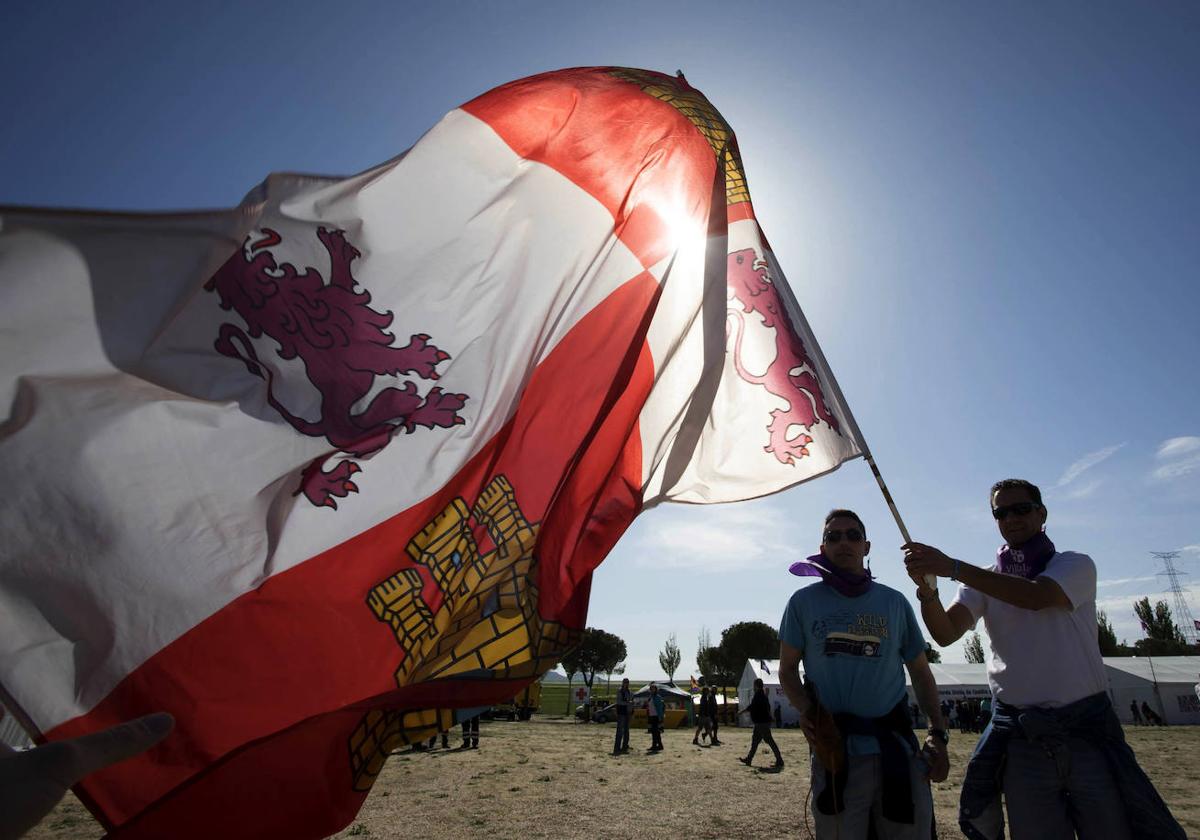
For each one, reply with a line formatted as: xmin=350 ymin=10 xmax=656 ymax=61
xmin=0 ymin=67 xmax=864 ymax=837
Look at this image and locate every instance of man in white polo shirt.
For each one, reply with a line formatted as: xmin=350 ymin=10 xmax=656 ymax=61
xmin=904 ymin=478 xmax=1183 ymax=840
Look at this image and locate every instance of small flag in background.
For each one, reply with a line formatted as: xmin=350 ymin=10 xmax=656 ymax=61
xmin=0 ymin=67 xmax=865 ymax=838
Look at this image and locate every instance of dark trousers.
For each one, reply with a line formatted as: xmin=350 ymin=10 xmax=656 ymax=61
xmin=648 ymin=716 xmax=663 ymax=749
xmin=746 ymin=722 xmax=782 ymax=763
xmin=614 ymin=713 xmax=630 ymax=753
xmin=428 ymin=731 xmax=449 ymax=749
xmin=461 ymin=715 xmax=480 ymax=747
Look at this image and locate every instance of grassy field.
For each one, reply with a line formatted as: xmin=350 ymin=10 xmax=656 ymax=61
xmin=26 ymin=720 xmax=1200 ymax=839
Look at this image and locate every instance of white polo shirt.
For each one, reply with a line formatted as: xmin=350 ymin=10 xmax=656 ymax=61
xmin=951 ymin=551 xmax=1107 ymax=708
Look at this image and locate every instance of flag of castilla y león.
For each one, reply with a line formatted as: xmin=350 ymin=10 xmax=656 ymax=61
xmin=0 ymin=67 xmax=864 ymax=837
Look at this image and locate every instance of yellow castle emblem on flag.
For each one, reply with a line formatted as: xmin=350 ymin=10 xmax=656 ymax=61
xmin=347 ymin=475 xmax=576 ymax=790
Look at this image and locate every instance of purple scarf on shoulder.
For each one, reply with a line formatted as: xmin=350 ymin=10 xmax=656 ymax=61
xmin=997 ymin=531 xmax=1056 ymax=579
xmin=788 ymin=553 xmax=873 ymax=598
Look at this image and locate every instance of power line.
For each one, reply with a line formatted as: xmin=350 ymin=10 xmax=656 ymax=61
xmin=1152 ymin=551 xmax=1197 ymax=646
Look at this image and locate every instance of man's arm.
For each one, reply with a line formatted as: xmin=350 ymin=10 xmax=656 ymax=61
xmin=778 ymin=641 xmax=814 ymax=739
xmin=904 ymin=542 xmax=1072 ymax=611
xmin=905 ymin=653 xmax=949 ymax=782
xmin=916 ymin=586 xmax=976 ymax=647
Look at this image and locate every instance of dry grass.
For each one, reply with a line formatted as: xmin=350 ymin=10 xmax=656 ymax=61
xmin=25 ymin=719 xmax=1200 ymax=839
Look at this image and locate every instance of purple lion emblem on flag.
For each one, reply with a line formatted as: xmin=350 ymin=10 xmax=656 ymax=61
xmin=204 ymin=226 xmax=468 ymax=508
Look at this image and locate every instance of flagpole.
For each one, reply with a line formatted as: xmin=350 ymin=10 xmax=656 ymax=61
xmin=860 ymin=449 xmax=937 ymax=590
xmin=754 ymin=242 xmax=933 ymax=589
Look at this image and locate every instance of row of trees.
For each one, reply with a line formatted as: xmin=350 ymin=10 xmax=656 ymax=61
xmin=1098 ymin=597 xmax=1196 ymax=656
xmin=557 ymin=621 xmax=786 ymax=716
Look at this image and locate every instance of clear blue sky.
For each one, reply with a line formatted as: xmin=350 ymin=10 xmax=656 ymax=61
xmin=4 ymin=1 xmax=1198 ymax=678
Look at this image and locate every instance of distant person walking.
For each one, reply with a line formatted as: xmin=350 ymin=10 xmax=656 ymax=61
xmin=1129 ymin=701 xmax=1143 ymax=725
xmin=693 ymin=686 xmax=714 ymax=745
xmin=709 ymin=688 xmax=723 ymax=746
xmin=613 ymin=678 xmax=633 ymax=755
xmin=460 ymin=714 xmax=480 ymax=749
xmin=738 ymin=678 xmax=783 ymax=769
xmin=647 ymin=683 xmax=665 ymax=751
xmin=1141 ymin=701 xmax=1163 ymax=727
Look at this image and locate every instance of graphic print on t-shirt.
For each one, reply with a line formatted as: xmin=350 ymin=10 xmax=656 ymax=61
xmin=812 ymin=610 xmax=889 ymax=659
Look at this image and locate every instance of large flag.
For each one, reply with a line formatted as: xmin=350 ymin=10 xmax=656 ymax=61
xmin=0 ymin=67 xmax=864 ymax=837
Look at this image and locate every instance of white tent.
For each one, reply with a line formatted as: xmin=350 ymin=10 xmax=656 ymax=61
xmin=1103 ymin=656 xmax=1200 ymax=726
xmin=632 ymin=682 xmax=693 ymax=709
xmin=738 ymin=659 xmax=991 ymax=727
xmin=738 ymin=655 xmax=1200 ymax=728
xmin=736 ymin=660 xmax=800 ymax=726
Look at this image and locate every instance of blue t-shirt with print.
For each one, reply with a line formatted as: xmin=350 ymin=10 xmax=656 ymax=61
xmin=779 ymin=580 xmax=925 ymax=755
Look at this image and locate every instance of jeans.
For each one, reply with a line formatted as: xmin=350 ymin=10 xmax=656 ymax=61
xmin=614 ymin=713 xmax=630 ymax=752
xmin=648 ymin=716 xmax=663 ymax=749
xmin=1003 ymin=733 xmax=1131 ymax=839
xmin=811 ymin=753 xmax=932 ymax=840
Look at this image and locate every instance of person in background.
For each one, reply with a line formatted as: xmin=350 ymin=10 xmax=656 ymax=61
xmin=709 ymin=686 xmax=723 ymax=746
xmin=460 ymin=713 xmax=480 ymax=749
xmin=693 ymin=685 xmax=714 ymax=745
xmin=613 ymin=677 xmax=632 ymax=756
xmin=737 ymin=678 xmax=783 ymax=770
xmin=905 ymin=477 xmax=1183 ymax=839
xmin=1129 ymin=700 xmax=1143 ymax=725
xmin=646 ymin=683 xmax=664 ymax=752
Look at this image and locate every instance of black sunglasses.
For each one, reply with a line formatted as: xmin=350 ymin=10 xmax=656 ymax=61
xmin=823 ymin=528 xmax=864 ymax=544
xmin=992 ymin=502 xmax=1037 ymax=520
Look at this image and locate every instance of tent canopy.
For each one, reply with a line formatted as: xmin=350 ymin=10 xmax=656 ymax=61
xmin=632 ymin=682 xmax=692 ymax=701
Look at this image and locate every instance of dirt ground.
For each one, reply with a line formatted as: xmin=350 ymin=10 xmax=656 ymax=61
xmin=26 ymin=719 xmax=1200 ymax=839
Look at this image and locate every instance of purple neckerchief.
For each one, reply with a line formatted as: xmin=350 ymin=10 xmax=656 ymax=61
xmin=997 ymin=531 xmax=1056 ymax=579
xmin=789 ymin=553 xmax=874 ymax=598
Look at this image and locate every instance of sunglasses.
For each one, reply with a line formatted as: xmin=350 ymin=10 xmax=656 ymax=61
xmin=823 ymin=528 xmax=864 ymax=544
xmin=992 ymin=502 xmax=1037 ymax=520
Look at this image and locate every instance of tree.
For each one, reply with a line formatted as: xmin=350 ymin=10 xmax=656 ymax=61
xmin=563 ymin=627 xmax=626 ymax=719
xmin=719 ymin=621 xmax=780 ymax=672
xmin=658 ymin=633 xmax=681 ymax=684
xmin=1098 ymin=609 xmax=1121 ymax=656
xmin=964 ymin=632 xmax=985 ymax=664
xmin=699 ymin=645 xmax=739 ymax=696
xmin=560 ymin=649 xmax=581 ymax=715
xmin=924 ymin=642 xmax=942 ymax=664
xmin=1132 ymin=598 xmax=1192 ymax=656
xmin=696 ymin=627 xmax=712 ymax=679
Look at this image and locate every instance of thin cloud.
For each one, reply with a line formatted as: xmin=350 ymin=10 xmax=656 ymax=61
xmin=1151 ymin=436 xmax=1200 ymax=481
xmin=633 ymin=504 xmax=793 ymax=573
xmin=1180 ymin=545 xmax=1200 ymax=555
xmin=1097 ymin=576 xmax=1158 ymax=588
xmin=1056 ymin=444 xmax=1124 ymax=488
xmin=1157 ymin=437 xmax=1200 ymax=460
xmin=1064 ymin=479 xmax=1103 ymax=500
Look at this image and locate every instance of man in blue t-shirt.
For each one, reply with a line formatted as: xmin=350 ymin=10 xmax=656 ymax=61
xmin=779 ymin=509 xmax=948 ymax=840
